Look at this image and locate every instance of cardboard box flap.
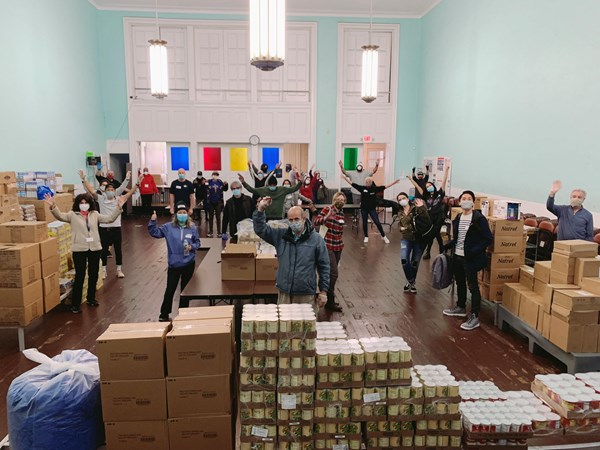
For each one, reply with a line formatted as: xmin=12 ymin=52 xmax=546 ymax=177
xmin=169 ymin=321 xmax=232 ymax=336
xmin=221 ymin=243 xmax=256 ymax=257
xmin=173 ymin=305 xmax=234 ymax=321
xmin=554 ymin=240 xmax=598 ymax=254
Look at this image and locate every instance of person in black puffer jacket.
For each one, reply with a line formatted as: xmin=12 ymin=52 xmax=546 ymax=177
xmin=442 ymin=190 xmax=493 ymax=331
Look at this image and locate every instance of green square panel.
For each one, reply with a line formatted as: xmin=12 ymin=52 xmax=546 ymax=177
xmin=344 ymin=148 xmax=358 ymax=171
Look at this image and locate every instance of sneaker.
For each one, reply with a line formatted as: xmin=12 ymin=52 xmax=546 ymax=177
xmin=443 ymin=306 xmax=467 ymax=317
xmin=87 ymin=300 xmax=99 ymax=307
xmin=403 ymin=282 xmax=411 ymax=292
xmin=423 ymin=251 xmax=431 ymax=260
xmin=409 ymin=283 xmax=417 ymax=294
xmin=117 ymin=269 xmax=125 ymax=278
xmin=363 ymin=237 xmax=369 ymax=243
xmin=70 ymin=306 xmax=81 ymax=314
xmin=102 ymin=269 xmax=107 ymax=280
xmin=460 ymin=313 xmax=481 ymax=331
xmin=382 ymin=236 xmax=390 ymax=244
xmin=158 ymin=314 xmax=170 ymax=322
xmin=217 ymin=233 xmax=222 ymax=238
xmin=207 ymin=232 xmax=213 ymax=238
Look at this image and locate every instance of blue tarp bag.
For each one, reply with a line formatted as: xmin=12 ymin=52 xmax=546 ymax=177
xmin=37 ymin=185 xmax=54 ymax=200
xmin=7 ymin=348 xmax=104 ymax=450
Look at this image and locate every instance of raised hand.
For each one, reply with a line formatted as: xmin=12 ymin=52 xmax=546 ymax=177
xmin=238 ymin=173 xmax=245 ymax=183
xmin=257 ymin=197 xmax=272 ymax=211
xmin=550 ymin=180 xmax=562 ymax=194
xmin=43 ymin=193 xmax=55 ymax=207
xmin=78 ymin=169 xmax=86 ymax=181
xmin=125 ymin=171 xmax=132 ymax=180
xmin=151 ymin=210 xmax=157 ymax=221
xmin=414 ymin=198 xmax=424 ymax=207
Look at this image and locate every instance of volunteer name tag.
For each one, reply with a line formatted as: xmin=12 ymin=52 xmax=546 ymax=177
xmin=86 ymin=237 xmax=94 ymax=242
xmin=175 ymin=185 xmax=182 ymax=189
xmin=185 ymin=234 xmax=192 ymax=239
xmin=144 ymin=184 xmax=149 ymax=188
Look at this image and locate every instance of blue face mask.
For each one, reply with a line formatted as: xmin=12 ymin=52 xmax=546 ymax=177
xmin=427 ymin=186 xmax=435 ymax=193
xmin=177 ymin=213 xmax=188 ymax=224
xmin=178 ymin=174 xmax=185 ymax=180
xmin=290 ymin=221 xmax=303 ymax=234
xmin=268 ymin=186 xmax=277 ymax=191
xmin=232 ymin=189 xmax=242 ymax=196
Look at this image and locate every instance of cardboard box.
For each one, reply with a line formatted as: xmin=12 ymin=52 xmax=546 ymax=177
xmin=492 ymin=200 xmax=521 ymax=221
xmin=41 ymin=254 xmax=59 ymax=277
xmin=18 ymin=193 xmax=73 ymax=222
xmin=481 ymin=282 xmax=504 ymax=302
xmin=101 ymin=379 xmax=167 ymax=421
xmin=549 ymin=316 xmax=584 ymax=352
xmin=221 ymin=243 xmax=256 ymax=281
xmin=96 ymin=322 xmax=171 ymax=381
xmin=166 ymin=319 xmax=233 ymax=376
xmin=519 ymin=265 xmax=535 ymax=289
xmin=39 ymin=237 xmax=58 ymax=261
xmin=534 ymin=261 xmax=552 ymax=283
xmin=0 ymin=172 xmax=17 ymax=184
xmin=491 ymin=235 xmax=525 ymax=254
xmin=551 ymin=303 xmax=599 ymax=325
xmin=541 ymin=284 xmax=580 ymax=313
xmin=450 ymin=207 xmax=462 ymax=221
xmin=0 ymin=205 xmax=21 ymax=224
xmin=255 ymin=254 xmax=278 ymax=281
xmin=483 ymin=268 xmax=520 ymax=284
xmin=518 ymin=292 xmax=543 ymax=329
xmin=488 ymin=252 xmax=525 ymax=270
xmin=550 ymin=270 xmax=574 ymax=285
xmin=168 ymin=415 xmax=232 ymax=450
xmin=0 ymin=262 xmax=41 ymax=288
xmin=489 ymin=218 xmax=524 ymax=236
xmin=43 ymin=271 xmax=59 ymax=295
xmin=581 ymin=277 xmax=600 ymax=296
xmin=0 ymin=243 xmax=40 ymax=269
xmin=582 ymin=326 xmax=599 ymax=352
xmin=104 ymin=421 xmax=169 ymax=450
xmin=0 ymin=221 xmax=48 ymax=243
xmin=166 ymin=374 xmax=231 ymax=417
xmin=553 ymin=240 xmax=598 ymax=257
xmin=551 ymin=253 xmax=576 ymax=275
xmin=0 ymin=297 xmax=43 ymax=326
xmin=574 ymin=258 xmax=600 ymax=285
xmin=541 ymin=311 xmax=552 ymax=339
xmin=0 ymin=279 xmax=43 ymax=307
xmin=43 ymin=287 xmax=60 ymax=313
xmin=502 ymin=283 xmax=529 ymax=315
xmin=533 ymin=279 xmax=547 ymax=297
xmin=173 ymin=305 xmax=234 ymax=322
xmin=0 ymin=183 xmax=17 ymax=195
xmin=552 ymin=290 xmax=600 ymax=311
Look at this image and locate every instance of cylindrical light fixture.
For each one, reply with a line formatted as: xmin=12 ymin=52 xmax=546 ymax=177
xmin=149 ymin=38 xmax=169 ymax=98
xmin=361 ymin=44 xmax=379 ymax=103
xmin=249 ymin=0 xmax=286 ymax=71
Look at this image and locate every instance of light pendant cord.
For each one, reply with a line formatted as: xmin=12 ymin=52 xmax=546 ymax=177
xmin=155 ymin=0 xmax=160 ymax=39
xmin=369 ymin=0 xmax=373 ymax=44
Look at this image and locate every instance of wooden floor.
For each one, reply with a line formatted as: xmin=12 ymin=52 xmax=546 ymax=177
xmin=0 ymin=214 xmax=564 ymax=437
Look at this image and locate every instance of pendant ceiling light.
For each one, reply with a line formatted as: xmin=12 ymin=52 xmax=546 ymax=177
xmin=361 ymin=0 xmax=378 ymax=103
xmin=149 ymin=0 xmax=168 ymax=98
xmin=249 ymin=0 xmax=286 ymax=71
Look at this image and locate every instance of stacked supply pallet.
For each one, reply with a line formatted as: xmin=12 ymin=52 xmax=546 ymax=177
xmin=166 ymin=307 xmax=235 ymax=450
xmin=413 ymin=365 xmax=462 ymax=449
xmin=97 ymin=322 xmax=171 ymax=450
xmin=38 ymin=236 xmax=60 ymax=312
xmin=480 ymin=218 xmax=526 ymax=302
xmin=16 ymin=171 xmax=57 ymax=199
xmin=277 ymin=304 xmax=317 ymax=450
xmin=0 ymin=172 xmax=21 ymax=224
xmin=240 ymin=304 xmax=279 ymax=450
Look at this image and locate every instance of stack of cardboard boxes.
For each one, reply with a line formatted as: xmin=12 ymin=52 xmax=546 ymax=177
xmin=20 ymin=191 xmax=74 ymax=222
xmin=221 ymin=243 xmax=278 ymax=282
xmin=0 ymin=172 xmax=21 ymax=224
xmin=503 ymin=239 xmax=600 ymax=353
xmin=480 ymin=218 xmax=526 ymax=302
xmin=16 ymin=171 xmax=59 ymax=199
xmin=0 ymin=221 xmax=60 ymax=325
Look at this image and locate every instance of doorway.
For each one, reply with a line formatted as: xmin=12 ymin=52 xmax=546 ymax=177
xmin=363 ymin=143 xmax=387 ymax=186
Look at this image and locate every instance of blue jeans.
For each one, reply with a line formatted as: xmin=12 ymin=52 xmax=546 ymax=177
xmin=400 ymin=239 xmax=425 ymax=283
xmin=361 ymin=208 xmax=385 ymax=237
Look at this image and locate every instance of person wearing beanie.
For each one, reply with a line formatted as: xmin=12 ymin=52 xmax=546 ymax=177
xmin=148 ymin=201 xmax=200 ymax=322
xmin=442 ymin=190 xmax=493 ymax=331
xmin=239 ymin=172 xmax=301 ymax=220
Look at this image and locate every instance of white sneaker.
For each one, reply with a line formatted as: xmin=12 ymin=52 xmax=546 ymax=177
xmin=102 ymin=269 xmax=107 ymax=279
xmin=363 ymin=237 xmax=369 ymax=243
xmin=382 ymin=236 xmax=390 ymax=244
xmin=117 ymin=269 xmax=125 ymax=278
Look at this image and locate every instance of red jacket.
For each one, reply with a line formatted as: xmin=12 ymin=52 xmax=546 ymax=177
xmin=299 ymin=176 xmax=318 ymax=201
xmin=139 ymin=174 xmax=158 ymax=195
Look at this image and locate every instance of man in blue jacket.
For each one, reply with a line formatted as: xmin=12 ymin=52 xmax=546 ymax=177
xmin=253 ymin=198 xmax=330 ymax=308
xmin=547 ymin=180 xmax=594 ymax=241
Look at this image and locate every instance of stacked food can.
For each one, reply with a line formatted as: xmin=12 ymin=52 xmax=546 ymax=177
xmin=459 ymin=380 xmax=507 ymax=402
xmin=240 ymin=305 xmax=279 ymax=450
xmin=412 ymin=365 xmax=462 ymax=448
xmin=277 ymin=304 xmax=317 ymax=450
xmin=316 ymin=322 xmax=347 ymax=340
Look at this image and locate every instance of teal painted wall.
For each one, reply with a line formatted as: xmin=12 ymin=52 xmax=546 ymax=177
xmin=420 ymin=0 xmax=600 ymax=212
xmin=96 ymin=11 xmax=423 ymax=179
xmin=0 ymin=0 xmax=105 ymax=183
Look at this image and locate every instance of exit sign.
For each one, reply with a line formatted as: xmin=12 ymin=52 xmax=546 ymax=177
xmin=363 ymin=135 xmax=373 ymax=143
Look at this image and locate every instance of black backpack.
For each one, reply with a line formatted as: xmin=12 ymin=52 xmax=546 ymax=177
xmin=411 ymin=209 xmax=434 ymax=241
xmin=431 ymin=253 xmax=453 ymax=289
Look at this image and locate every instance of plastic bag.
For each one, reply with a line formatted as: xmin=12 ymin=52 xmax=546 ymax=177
xmin=7 ymin=348 xmax=104 ymax=450
xmin=36 ymin=185 xmax=54 ymax=200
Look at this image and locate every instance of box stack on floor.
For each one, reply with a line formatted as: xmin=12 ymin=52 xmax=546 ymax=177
xmin=166 ymin=306 xmax=235 ymax=450
xmin=15 ymin=171 xmax=59 ymax=199
xmin=0 ymin=171 xmax=21 ymax=224
xmin=97 ymin=322 xmax=171 ymax=450
xmin=0 ymin=220 xmax=52 ymax=326
xmin=39 ymin=235 xmax=60 ymax=312
xmin=19 ymin=189 xmax=73 ymax=222
xmin=314 ymin=324 xmax=363 ymax=450
xmin=412 ymin=365 xmax=462 ymax=449
xmin=47 ymin=220 xmax=72 ymax=289
xmin=239 ymin=304 xmax=279 ymax=449
xmin=503 ymin=239 xmax=600 ymax=352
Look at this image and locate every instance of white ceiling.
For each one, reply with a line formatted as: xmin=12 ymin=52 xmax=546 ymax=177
xmin=89 ymin=0 xmax=442 ymax=19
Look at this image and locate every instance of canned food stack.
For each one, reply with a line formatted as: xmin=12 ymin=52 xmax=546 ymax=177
xmin=360 ymin=337 xmax=413 ymax=387
xmin=316 ymin=321 xmax=347 ymax=340
xmin=459 ymin=381 xmax=506 ymax=402
xmin=413 ymin=365 xmax=462 ymax=449
xmin=314 ymin=339 xmax=364 ymax=449
xmin=20 ymin=204 xmax=37 ymax=221
xmin=502 ymin=391 xmax=562 ymax=436
xmin=240 ymin=304 xmax=279 ymax=450
xmin=531 ymin=373 xmax=600 ymax=434
xmin=277 ymin=304 xmax=317 ymax=450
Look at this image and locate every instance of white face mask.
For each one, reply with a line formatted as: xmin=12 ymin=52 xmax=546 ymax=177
xmin=399 ymin=199 xmax=409 ymax=207
xmin=460 ymin=200 xmax=474 ymax=210
xmin=79 ymin=203 xmax=90 ymax=212
xmin=571 ymin=199 xmax=583 ymax=208
xmin=105 ymin=191 xmax=116 ymax=199
xmin=143 ymin=171 xmax=148 ymax=175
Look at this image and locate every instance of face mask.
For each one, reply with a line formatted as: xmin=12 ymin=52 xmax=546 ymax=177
xmin=305 ymin=180 xmax=311 ymax=185
xmin=212 ymin=176 xmax=218 ymax=180
xmin=334 ymin=202 xmax=344 ymax=209
xmin=143 ymin=171 xmax=148 ymax=175
xmin=283 ymin=184 xmax=291 ymax=188
xmin=100 ymin=185 xmax=106 ymax=191
xmin=356 ymin=166 xmax=363 ymax=172
xmin=105 ymin=191 xmax=116 ymax=199
xmin=79 ymin=203 xmax=90 ymax=212
xmin=427 ymin=186 xmax=435 ymax=193
xmin=571 ymin=199 xmax=583 ymax=208
xmin=107 ymin=174 xmax=114 ymax=179
xmin=461 ymin=200 xmax=474 ymax=210
xmin=399 ymin=199 xmax=409 ymax=207
xmin=290 ymin=221 xmax=303 ymax=234
xmin=178 ymin=174 xmax=185 ymax=180
xmin=232 ymin=189 xmax=242 ymax=196
xmin=257 ymin=173 xmax=264 ymax=180
xmin=177 ymin=213 xmax=188 ymax=224
xmin=268 ymin=186 xmax=277 ymax=191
